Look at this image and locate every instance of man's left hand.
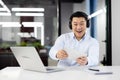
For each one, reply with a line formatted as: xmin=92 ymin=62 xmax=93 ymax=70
xmin=76 ymin=56 xmax=88 ymax=65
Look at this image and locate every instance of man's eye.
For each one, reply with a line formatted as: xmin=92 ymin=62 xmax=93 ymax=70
xmin=73 ymin=24 xmax=78 ymax=26
xmin=80 ymin=23 xmax=84 ymax=26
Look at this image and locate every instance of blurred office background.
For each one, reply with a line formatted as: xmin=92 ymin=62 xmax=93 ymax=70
xmin=0 ymin=0 xmax=119 ymax=69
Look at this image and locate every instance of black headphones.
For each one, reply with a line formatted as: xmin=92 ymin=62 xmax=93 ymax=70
xmin=69 ymin=11 xmax=90 ymax=29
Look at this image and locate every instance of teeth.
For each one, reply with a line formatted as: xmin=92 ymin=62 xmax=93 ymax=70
xmin=77 ymin=31 xmax=82 ymax=32
xmin=77 ymin=31 xmax=81 ymax=32
xmin=77 ymin=30 xmax=82 ymax=31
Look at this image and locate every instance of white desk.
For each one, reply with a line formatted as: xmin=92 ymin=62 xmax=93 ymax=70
xmin=0 ymin=66 xmax=120 ymax=80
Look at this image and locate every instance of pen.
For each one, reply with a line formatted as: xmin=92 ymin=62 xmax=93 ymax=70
xmin=88 ymin=68 xmax=100 ymax=72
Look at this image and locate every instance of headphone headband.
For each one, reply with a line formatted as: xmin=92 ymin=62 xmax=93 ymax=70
xmin=69 ymin=11 xmax=89 ymax=29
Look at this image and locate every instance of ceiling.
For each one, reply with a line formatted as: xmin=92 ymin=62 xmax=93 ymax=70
xmin=2 ymin=0 xmax=85 ymax=7
xmin=0 ymin=0 xmax=85 ymax=16
xmin=2 ymin=0 xmax=57 ymax=7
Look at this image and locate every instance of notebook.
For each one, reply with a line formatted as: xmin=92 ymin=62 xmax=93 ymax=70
xmin=84 ymin=68 xmax=113 ymax=75
xmin=10 ymin=46 xmax=64 ymax=73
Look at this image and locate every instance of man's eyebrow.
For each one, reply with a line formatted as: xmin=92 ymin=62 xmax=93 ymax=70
xmin=72 ymin=20 xmax=86 ymax=23
xmin=73 ymin=21 xmax=85 ymax=23
xmin=81 ymin=21 xmax=86 ymax=22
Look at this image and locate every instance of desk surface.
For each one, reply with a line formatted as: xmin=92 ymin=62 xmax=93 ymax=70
xmin=0 ymin=66 xmax=120 ymax=80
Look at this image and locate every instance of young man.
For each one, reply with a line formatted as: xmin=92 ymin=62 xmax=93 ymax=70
xmin=49 ymin=11 xmax=99 ymax=67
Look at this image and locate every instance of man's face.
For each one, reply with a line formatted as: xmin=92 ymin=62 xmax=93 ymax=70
xmin=71 ymin=17 xmax=87 ymax=40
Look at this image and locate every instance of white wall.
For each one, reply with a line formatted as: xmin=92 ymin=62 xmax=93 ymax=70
xmin=96 ymin=0 xmax=106 ymax=62
xmin=112 ymin=0 xmax=120 ymax=65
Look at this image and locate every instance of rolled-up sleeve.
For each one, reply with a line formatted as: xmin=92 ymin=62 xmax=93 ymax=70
xmin=87 ymin=41 xmax=99 ymax=66
xmin=49 ymin=35 xmax=65 ymax=60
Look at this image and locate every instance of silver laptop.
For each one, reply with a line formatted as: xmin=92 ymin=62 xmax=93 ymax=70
xmin=10 ymin=46 xmax=64 ymax=73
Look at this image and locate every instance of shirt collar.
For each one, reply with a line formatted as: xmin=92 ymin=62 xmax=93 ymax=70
xmin=71 ymin=31 xmax=89 ymax=41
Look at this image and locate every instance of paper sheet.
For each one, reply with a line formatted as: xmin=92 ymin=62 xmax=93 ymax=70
xmin=64 ymin=48 xmax=87 ymax=60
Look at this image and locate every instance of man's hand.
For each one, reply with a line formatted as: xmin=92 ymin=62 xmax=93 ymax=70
xmin=76 ymin=56 xmax=88 ymax=66
xmin=56 ymin=50 xmax=68 ymax=60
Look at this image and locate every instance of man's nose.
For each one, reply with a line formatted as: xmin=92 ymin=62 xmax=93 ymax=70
xmin=77 ymin=25 xmax=82 ymax=29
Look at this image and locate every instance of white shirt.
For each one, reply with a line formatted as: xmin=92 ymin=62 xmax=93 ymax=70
xmin=49 ymin=32 xmax=99 ymax=67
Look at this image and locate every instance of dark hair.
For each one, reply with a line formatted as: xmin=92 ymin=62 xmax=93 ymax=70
xmin=69 ymin=11 xmax=89 ymax=29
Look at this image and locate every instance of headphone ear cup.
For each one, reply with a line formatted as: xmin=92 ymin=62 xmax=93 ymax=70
xmin=69 ymin=21 xmax=72 ymax=29
xmin=87 ymin=20 xmax=90 ymax=28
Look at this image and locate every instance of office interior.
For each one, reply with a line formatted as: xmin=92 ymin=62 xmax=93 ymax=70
xmin=0 ymin=0 xmax=119 ymax=70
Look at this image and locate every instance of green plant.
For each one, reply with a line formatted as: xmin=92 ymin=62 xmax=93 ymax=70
xmin=19 ymin=41 xmax=27 ymax=46
xmin=0 ymin=43 xmax=10 ymax=49
xmin=18 ymin=41 xmax=44 ymax=49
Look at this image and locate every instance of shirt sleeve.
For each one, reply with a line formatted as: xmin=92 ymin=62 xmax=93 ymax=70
xmin=87 ymin=40 xmax=99 ymax=66
xmin=49 ymin=35 xmax=65 ymax=60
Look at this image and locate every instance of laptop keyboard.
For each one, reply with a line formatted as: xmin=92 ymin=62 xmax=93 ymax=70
xmin=46 ymin=68 xmax=55 ymax=71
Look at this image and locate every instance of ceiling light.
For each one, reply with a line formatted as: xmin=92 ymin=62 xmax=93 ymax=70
xmin=0 ymin=12 xmax=11 ymax=16
xmin=0 ymin=8 xmax=7 ymax=11
xmin=0 ymin=22 xmax=21 ymax=27
xmin=17 ymin=32 xmax=31 ymax=37
xmin=22 ymin=22 xmax=43 ymax=27
xmin=88 ymin=7 xmax=106 ymax=19
xmin=15 ymin=13 xmax=44 ymax=16
xmin=12 ymin=8 xmax=44 ymax=12
xmin=0 ymin=0 xmax=10 ymax=13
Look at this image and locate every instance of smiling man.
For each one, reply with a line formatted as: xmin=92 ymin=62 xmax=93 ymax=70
xmin=49 ymin=11 xmax=99 ymax=67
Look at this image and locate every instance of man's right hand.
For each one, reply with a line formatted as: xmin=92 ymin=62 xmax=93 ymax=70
xmin=56 ymin=50 xmax=68 ymax=60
